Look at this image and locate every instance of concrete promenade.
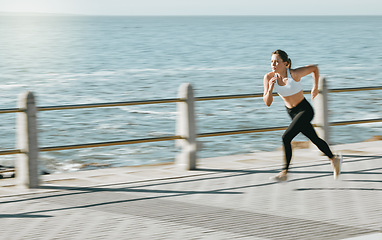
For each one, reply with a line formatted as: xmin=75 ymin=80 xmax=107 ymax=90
xmin=0 ymin=141 xmax=381 ymax=239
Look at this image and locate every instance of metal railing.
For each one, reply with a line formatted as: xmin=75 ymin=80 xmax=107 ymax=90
xmin=1 ymin=78 xmax=382 ymax=188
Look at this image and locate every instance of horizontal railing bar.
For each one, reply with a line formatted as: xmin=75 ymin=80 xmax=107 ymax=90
xmin=0 ymin=108 xmax=22 ymax=114
xmin=329 ymin=86 xmax=382 ymax=93
xmin=195 ymin=91 xmax=316 ymax=101
xmin=198 ymin=118 xmax=382 ymax=138
xmin=37 ymin=98 xmax=181 ymax=111
xmin=0 ymin=149 xmax=22 ymax=156
xmin=0 ymin=118 xmax=380 ymax=155
xmin=181 ymin=86 xmax=382 ymax=102
xmin=195 ymin=93 xmax=263 ymax=101
xmin=1 ymin=86 xmax=381 ymax=114
xmin=329 ymin=118 xmax=382 ymax=126
xmin=39 ymin=135 xmax=183 ymax=152
xmin=197 ymin=126 xmax=289 ymax=138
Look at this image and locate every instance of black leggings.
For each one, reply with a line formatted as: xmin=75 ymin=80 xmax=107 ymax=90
xmin=282 ymin=98 xmax=334 ymax=171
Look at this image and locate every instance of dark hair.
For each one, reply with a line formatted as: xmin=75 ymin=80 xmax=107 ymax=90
xmin=272 ymin=49 xmax=292 ymax=69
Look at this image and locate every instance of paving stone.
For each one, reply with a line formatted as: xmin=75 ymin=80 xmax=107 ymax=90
xmin=0 ymin=141 xmax=381 ymax=239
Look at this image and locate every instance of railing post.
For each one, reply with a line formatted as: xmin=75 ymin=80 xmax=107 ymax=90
xmin=176 ymin=83 xmax=197 ymax=170
xmin=313 ymin=77 xmax=330 ymax=144
xmin=16 ymin=91 xmax=39 ymax=188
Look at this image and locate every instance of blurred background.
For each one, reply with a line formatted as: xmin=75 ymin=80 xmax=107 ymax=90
xmin=0 ymin=2 xmax=381 ymax=173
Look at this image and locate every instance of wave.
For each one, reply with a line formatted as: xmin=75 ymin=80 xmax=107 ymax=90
xmin=124 ymin=65 xmax=260 ymax=73
xmin=34 ymin=65 xmax=261 ymax=79
xmin=118 ymin=107 xmax=177 ymax=118
xmin=0 ymin=83 xmax=27 ymax=89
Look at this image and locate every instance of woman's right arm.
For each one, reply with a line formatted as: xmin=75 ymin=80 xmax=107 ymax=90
xmin=263 ymin=73 xmax=275 ymax=107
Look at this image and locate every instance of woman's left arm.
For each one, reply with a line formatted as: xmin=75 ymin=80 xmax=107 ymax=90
xmin=291 ymin=64 xmax=319 ymax=99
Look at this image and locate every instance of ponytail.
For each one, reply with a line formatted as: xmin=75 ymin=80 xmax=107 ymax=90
xmin=287 ymin=58 xmax=292 ymax=69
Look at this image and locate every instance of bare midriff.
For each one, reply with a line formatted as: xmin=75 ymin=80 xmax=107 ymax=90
xmin=280 ymin=91 xmax=305 ymax=108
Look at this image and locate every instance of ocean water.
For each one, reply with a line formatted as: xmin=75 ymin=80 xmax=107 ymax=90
xmin=0 ymin=15 xmax=381 ymax=173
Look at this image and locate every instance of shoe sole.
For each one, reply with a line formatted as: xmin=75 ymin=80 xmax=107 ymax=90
xmin=334 ymin=153 xmax=343 ymax=179
xmin=269 ymin=176 xmax=288 ymax=182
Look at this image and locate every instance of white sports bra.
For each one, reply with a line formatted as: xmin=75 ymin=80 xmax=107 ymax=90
xmin=273 ymin=69 xmax=303 ymax=97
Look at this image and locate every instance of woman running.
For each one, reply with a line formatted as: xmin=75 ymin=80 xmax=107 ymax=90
xmin=263 ymin=49 xmax=342 ymax=181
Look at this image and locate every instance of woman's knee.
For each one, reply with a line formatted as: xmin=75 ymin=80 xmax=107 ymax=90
xmin=282 ymin=132 xmax=292 ymax=144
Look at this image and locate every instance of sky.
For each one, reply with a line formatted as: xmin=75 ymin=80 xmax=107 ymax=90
xmin=0 ymin=0 xmax=381 ymax=16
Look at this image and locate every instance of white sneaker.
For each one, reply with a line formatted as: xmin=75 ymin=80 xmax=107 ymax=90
xmin=270 ymin=171 xmax=288 ymax=182
xmin=331 ymin=153 xmax=343 ymax=179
